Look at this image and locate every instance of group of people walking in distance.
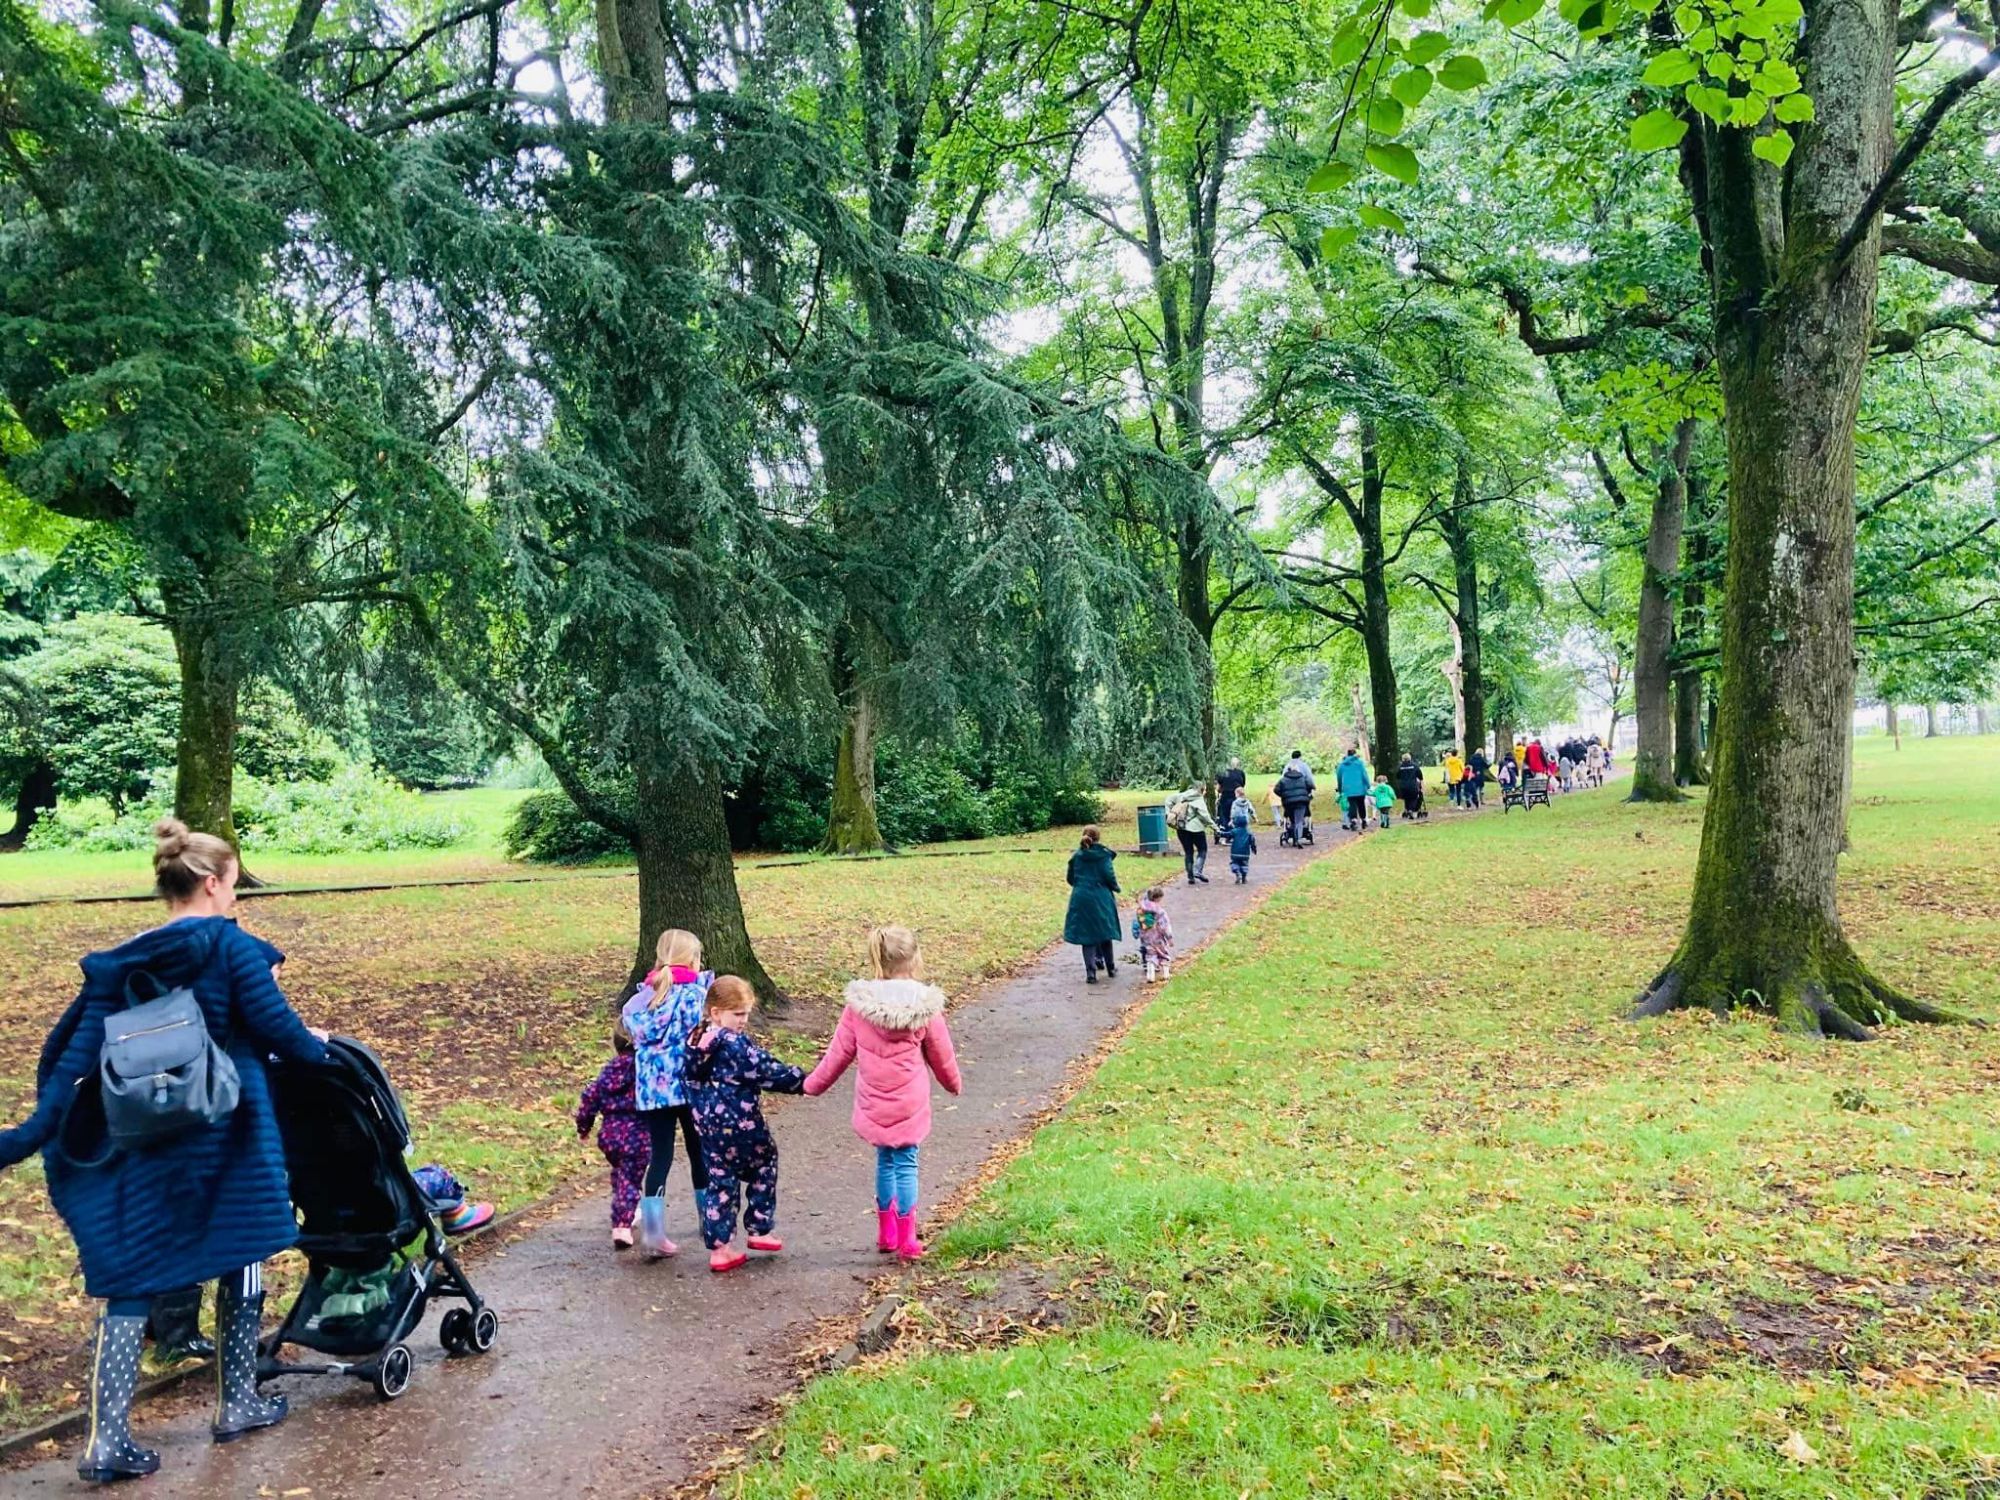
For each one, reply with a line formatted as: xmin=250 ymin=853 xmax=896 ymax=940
xmin=1065 ymin=734 xmax=1616 ymax=976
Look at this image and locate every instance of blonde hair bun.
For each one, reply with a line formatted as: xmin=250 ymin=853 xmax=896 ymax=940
xmin=153 ymin=818 xmax=236 ymax=901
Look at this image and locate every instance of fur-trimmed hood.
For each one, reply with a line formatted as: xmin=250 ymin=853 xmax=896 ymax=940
xmin=843 ymin=977 xmax=948 ymax=1032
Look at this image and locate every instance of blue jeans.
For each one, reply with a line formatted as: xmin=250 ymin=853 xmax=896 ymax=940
xmin=875 ymin=1144 xmax=920 ymax=1211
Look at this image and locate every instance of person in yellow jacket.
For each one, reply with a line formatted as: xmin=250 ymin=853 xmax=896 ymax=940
xmin=1442 ymin=750 xmax=1465 ymax=807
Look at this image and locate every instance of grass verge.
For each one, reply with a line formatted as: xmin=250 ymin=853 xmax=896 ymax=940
xmin=728 ymin=736 xmax=2000 ymax=1498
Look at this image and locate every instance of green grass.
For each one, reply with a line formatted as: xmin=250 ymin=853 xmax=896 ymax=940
xmin=733 ymin=736 xmax=2000 ymax=1499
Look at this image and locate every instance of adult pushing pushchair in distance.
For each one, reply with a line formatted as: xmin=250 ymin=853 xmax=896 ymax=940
xmin=1274 ymin=752 xmax=1315 ymax=847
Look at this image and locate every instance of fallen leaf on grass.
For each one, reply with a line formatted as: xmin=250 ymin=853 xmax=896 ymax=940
xmin=858 ymin=1443 xmax=898 ymax=1462
xmin=1779 ymin=1431 xmax=1819 ymax=1465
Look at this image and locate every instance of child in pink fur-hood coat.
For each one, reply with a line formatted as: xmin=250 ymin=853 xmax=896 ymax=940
xmin=803 ymin=926 xmax=961 ymax=1260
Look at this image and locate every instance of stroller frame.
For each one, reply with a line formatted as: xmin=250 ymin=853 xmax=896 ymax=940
xmin=261 ymin=1037 xmax=497 ymax=1400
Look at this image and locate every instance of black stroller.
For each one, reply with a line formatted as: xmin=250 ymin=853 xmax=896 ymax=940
xmin=262 ymin=1037 xmax=497 ymax=1399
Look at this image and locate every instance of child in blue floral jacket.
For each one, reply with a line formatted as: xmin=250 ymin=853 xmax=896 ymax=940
xmin=684 ymin=976 xmax=806 ymax=1273
xmin=620 ymin=928 xmax=713 ymax=1258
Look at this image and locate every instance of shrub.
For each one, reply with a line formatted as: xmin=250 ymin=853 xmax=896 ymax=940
xmin=234 ymin=765 xmax=466 ymax=853
xmin=25 ymin=764 xmax=467 ymax=855
xmin=502 ymin=789 xmax=630 ymax=863
xmin=23 ymin=796 xmax=161 ymax=852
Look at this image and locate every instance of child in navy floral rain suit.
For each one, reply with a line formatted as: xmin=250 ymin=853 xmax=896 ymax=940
xmin=576 ymin=1019 xmax=651 ymax=1249
xmin=683 ymin=976 xmax=806 ymax=1273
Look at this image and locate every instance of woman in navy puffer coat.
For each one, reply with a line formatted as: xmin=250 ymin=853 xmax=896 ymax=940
xmin=0 ymin=819 xmax=328 ymax=1483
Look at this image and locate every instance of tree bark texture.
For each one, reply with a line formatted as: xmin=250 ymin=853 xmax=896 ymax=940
xmin=1442 ymin=612 xmax=1466 ymax=758
xmin=1440 ymin=452 xmax=1486 ymax=760
xmin=632 ymin=759 xmax=778 ymax=1002
xmin=1886 ymin=700 xmax=1900 ymax=747
xmin=1673 ymin=472 xmax=1712 ymax=786
xmin=1633 ymin=0 xmax=1968 ymax=1036
xmin=168 ymin=614 xmax=242 ymax=849
xmin=1630 ymin=420 xmax=1696 ymax=802
xmin=824 ymin=663 xmax=885 ymax=854
xmin=1356 ymin=424 xmax=1399 ymax=775
xmin=1924 ymin=703 xmax=1941 ymax=737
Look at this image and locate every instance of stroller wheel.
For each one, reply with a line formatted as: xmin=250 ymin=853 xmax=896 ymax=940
xmin=440 ymin=1307 xmax=472 ymax=1354
xmin=374 ymin=1343 xmax=414 ymax=1401
xmin=468 ymin=1307 xmax=499 ymax=1354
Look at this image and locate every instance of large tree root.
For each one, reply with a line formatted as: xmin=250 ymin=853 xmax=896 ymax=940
xmin=1627 ymin=945 xmax=1981 ymax=1040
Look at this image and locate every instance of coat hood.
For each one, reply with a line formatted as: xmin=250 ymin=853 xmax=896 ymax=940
xmin=1073 ymin=840 xmax=1116 ymax=868
xmin=79 ymin=915 xmax=227 ymax=990
xmin=844 ymin=977 xmax=948 ymax=1031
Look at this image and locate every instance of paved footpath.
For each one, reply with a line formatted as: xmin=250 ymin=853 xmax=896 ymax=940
xmin=12 ymin=826 xmax=1344 ymax=1497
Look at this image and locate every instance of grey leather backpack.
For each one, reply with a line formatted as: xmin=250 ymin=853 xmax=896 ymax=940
xmin=99 ymin=973 xmax=240 ymax=1149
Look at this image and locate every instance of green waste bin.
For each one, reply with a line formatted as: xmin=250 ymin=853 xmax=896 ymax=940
xmin=1137 ymin=803 xmax=1169 ymax=854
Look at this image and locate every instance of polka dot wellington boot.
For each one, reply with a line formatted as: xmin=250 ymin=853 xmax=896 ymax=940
xmin=78 ymin=1314 xmax=159 ymax=1484
xmin=211 ymin=1269 xmax=287 ymax=1443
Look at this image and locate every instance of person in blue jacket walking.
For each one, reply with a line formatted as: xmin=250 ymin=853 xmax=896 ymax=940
xmin=1336 ymin=747 xmax=1373 ymax=832
xmin=0 ymin=819 xmax=330 ymax=1484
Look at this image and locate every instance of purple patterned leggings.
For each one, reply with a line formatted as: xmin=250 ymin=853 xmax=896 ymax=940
xmin=595 ymin=1117 xmax=651 ymax=1228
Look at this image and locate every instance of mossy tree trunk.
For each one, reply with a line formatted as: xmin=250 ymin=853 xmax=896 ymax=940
xmin=1629 ymin=420 xmax=1696 ymax=803
xmin=168 ymin=613 xmax=243 ymax=851
xmin=1631 ymin=12 xmax=1972 ymax=1039
xmin=824 ymin=656 xmax=885 ymax=855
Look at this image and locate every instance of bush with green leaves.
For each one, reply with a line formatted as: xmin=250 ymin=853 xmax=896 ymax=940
xmin=502 ymin=789 xmax=630 ymax=863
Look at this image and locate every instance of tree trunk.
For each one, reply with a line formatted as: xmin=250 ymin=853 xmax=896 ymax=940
xmin=1632 ymin=8 xmax=1965 ymax=1036
xmin=1348 ymin=678 xmax=1373 ymax=772
xmin=1441 ymin=612 xmax=1466 ymax=758
xmin=631 ymin=759 xmax=778 ymax=1004
xmin=824 ymin=698 xmax=884 ymax=855
xmin=1673 ymin=673 xmax=1707 ymax=786
xmin=1630 ymin=421 xmax=1696 ymax=803
xmin=168 ymin=614 xmax=242 ymax=850
xmin=1886 ymin=700 xmax=1900 ymax=747
xmin=1924 ymin=703 xmax=1941 ymax=737
xmin=823 ymin=639 xmax=886 ymax=855
xmin=1673 ymin=471 xmax=1711 ymax=786
xmin=1357 ymin=424 xmax=1398 ymax=774
xmin=1491 ymin=706 xmax=1511 ymax=771
xmin=0 ymin=760 xmax=57 ymax=849
xmin=1177 ymin=524 xmax=1218 ymax=783
xmin=1979 ymin=704 xmax=1992 ymax=735
xmin=1440 ymin=453 xmax=1486 ymax=759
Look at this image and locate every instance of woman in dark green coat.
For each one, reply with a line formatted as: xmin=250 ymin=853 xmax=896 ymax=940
xmin=1063 ymin=825 xmax=1122 ymax=983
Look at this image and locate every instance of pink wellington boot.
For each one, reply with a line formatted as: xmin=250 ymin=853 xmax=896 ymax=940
xmin=876 ymin=1205 xmax=899 ymax=1253
xmin=895 ymin=1208 xmax=925 ymax=1261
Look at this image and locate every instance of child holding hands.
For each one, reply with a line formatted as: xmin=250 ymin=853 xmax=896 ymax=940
xmin=684 ymin=976 xmax=806 ymax=1273
xmin=803 ymin=926 xmax=962 ymax=1260
xmin=575 ymin=1019 xmax=651 ymax=1249
xmin=620 ymin=928 xmax=712 ymax=1258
